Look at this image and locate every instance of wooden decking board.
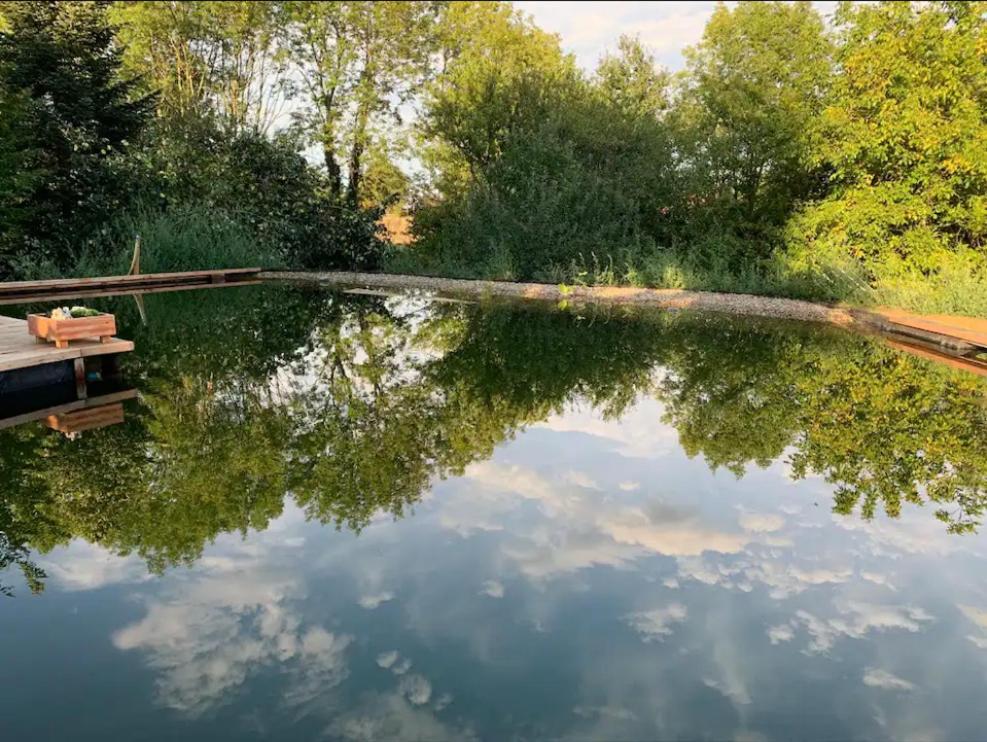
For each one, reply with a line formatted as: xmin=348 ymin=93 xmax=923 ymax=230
xmin=0 ymin=315 xmax=133 ymax=372
xmin=0 ymin=388 xmax=137 ymax=430
xmin=873 ymin=309 xmax=987 ymax=351
xmin=0 ymin=267 xmax=260 ymax=295
xmin=0 ymin=278 xmax=262 ymax=306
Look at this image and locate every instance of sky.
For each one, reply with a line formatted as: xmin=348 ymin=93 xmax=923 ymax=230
xmin=515 ymin=1 xmax=839 ymax=72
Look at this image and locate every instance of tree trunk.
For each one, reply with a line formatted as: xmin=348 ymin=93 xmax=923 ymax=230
xmin=346 ymin=100 xmax=370 ymax=206
xmin=323 ymin=123 xmax=342 ymax=198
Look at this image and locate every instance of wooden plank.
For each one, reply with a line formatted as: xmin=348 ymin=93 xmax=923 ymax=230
xmin=0 ymin=277 xmax=262 ymax=306
xmin=46 ymin=402 xmax=125 ymax=434
xmin=0 ymin=267 xmax=260 ymax=294
xmin=0 ymin=388 xmax=137 ymax=431
xmin=874 ymin=309 xmax=987 ymax=350
xmin=0 ymin=315 xmax=133 ymax=372
xmin=884 ymin=339 xmax=987 ymax=379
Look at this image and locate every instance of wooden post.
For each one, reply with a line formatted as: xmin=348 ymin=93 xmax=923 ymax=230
xmin=128 ymin=234 xmax=142 ymax=276
xmin=73 ymin=358 xmax=87 ymax=400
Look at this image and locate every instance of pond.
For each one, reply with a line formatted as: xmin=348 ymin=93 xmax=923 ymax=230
xmin=2 ymin=283 xmax=987 ymax=741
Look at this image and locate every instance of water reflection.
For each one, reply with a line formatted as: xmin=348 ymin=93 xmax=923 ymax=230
xmin=2 ymin=286 xmax=985 ymax=590
xmin=1 ymin=284 xmax=987 ymax=739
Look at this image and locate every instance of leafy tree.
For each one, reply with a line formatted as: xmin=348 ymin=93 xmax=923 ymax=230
xmin=595 ymin=35 xmax=670 ymax=121
xmin=0 ymin=80 xmax=44 ymax=266
xmin=0 ymin=0 xmax=152 ymax=271
xmin=279 ymin=1 xmax=440 ymax=204
xmin=110 ymin=0 xmax=285 ymax=135
xmin=415 ymin=5 xmax=676 ymax=279
xmin=786 ymin=1 xmax=987 ymax=275
xmin=675 ymin=1 xmax=833 ymax=255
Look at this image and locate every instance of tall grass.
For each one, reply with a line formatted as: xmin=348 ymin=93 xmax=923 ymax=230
xmin=10 ymin=205 xmax=283 ymax=280
xmin=387 ymin=241 xmax=987 ymax=318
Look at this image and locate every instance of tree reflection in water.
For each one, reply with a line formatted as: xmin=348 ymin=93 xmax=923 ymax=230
xmin=1 ymin=284 xmax=985 ymax=593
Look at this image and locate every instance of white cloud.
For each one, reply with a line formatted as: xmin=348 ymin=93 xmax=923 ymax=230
xmin=618 ymin=481 xmax=640 ymax=492
xmin=624 ymin=603 xmax=688 ymax=642
xmin=399 ymin=674 xmax=433 ymax=706
xmin=376 ymin=650 xmax=400 ymax=670
xmin=358 ymin=591 xmax=395 ymax=610
xmin=480 ymin=580 xmax=505 ymax=598
xmin=958 ymin=604 xmax=987 ymax=631
xmin=564 ymin=470 xmax=600 ymax=490
xmin=516 ymin=1 xmax=716 ymax=71
xmin=327 ymin=691 xmax=477 ymax=742
xmin=739 ymin=513 xmax=785 ymax=533
xmin=863 ymin=668 xmax=914 ymax=692
xmin=113 ymin=567 xmax=352 ymax=715
xmin=767 ymin=624 xmax=794 ymax=645
xmin=41 ymin=540 xmax=148 ymax=591
xmin=534 ymin=399 xmax=678 ymax=459
xmin=794 ymin=602 xmax=934 ymax=654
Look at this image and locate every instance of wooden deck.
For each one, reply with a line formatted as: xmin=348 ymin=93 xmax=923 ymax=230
xmin=0 ymin=315 xmax=133 ymax=372
xmin=0 ymin=388 xmax=136 ymax=431
xmin=0 ymin=268 xmax=260 ymax=305
xmin=871 ymin=309 xmax=987 ymax=353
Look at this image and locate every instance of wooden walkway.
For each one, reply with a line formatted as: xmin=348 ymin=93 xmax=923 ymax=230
xmin=869 ymin=310 xmax=987 ymax=354
xmin=0 ymin=387 xmax=136 ymax=431
xmin=0 ymin=315 xmax=133 ymax=372
xmin=0 ymin=268 xmax=260 ymax=306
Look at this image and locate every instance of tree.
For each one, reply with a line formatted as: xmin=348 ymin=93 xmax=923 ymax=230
xmin=595 ymin=35 xmax=670 ymax=121
xmin=675 ymin=1 xmax=833 ymax=252
xmin=422 ymin=1 xmax=577 ymax=190
xmin=280 ymin=1 xmax=440 ymax=204
xmin=0 ymin=0 xmax=152 ymax=270
xmin=786 ymin=1 xmax=987 ymax=275
xmin=110 ymin=1 xmax=285 ymax=135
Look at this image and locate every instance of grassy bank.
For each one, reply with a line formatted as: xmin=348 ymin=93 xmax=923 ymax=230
xmin=8 ymin=206 xmax=284 ymax=281
xmin=386 ymin=245 xmax=987 ymax=319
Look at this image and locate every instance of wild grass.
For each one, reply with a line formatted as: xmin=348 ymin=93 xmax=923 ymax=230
xmin=387 ymin=242 xmax=987 ymax=318
xmin=9 ymin=205 xmax=284 ymax=280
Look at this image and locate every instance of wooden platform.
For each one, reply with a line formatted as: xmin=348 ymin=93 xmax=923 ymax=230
xmin=862 ymin=309 xmax=987 ymax=355
xmin=0 ymin=388 xmax=136 ymax=431
xmin=0 ymin=315 xmax=133 ymax=372
xmin=0 ymin=268 xmax=260 ymax=306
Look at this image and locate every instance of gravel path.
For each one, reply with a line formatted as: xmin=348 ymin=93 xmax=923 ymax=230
xmin=265 ymin=270 xmax=858 ymax=326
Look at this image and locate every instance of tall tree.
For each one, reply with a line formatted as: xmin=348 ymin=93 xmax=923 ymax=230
xmin=280 ymin=1 xmax=440 ymax=204
xmin=594 ymin=35 xmax=670 ymax=121
xmin=787 ymin=0 xmax=987 ymax=273
xmin=110 ymin=1 xmax=285 ymax=135
xmin=677 ymin=1 xmax=832 ymax=245
xmin=0 ymin=0 xmax=152 ymax=269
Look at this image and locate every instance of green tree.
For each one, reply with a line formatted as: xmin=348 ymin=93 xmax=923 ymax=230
xmin=786 ymin=1 xmax=987 ymax=275
xmin=0 ymin=0 xmax=152 ymax=271
xmin=675 ymin=1 xmax=833 ymax=255
xmin=110 ymin=1 xmax=284 ymax=135
xmin=280 ymin=1 xmax=440 ymax=204
xmin=595 ymin=35 xmax=670 ymax=121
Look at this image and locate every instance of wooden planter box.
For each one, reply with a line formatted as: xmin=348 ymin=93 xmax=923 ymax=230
xmin=27 ymin=312 xmax=116 ymax=349
xmin=45 ymin=402 xmax=125 ymax=435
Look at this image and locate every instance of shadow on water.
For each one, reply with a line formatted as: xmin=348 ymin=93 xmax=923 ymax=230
xmin=1 ymin=282 xmax=986 ymax=595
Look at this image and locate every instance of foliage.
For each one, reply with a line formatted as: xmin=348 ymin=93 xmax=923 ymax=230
xmin=785 ymin=1 xmax=987 ymax=276
xmin=279 ymin=1 xmax=441 ymax=203
xmin=415 ymin=18 xmax=676 ymax=280
xmin=673 ymin=1 xmax=833 ymax=256
xmin=110 ymin=0 xmax=285 ymax=135
xmin=0 ymin=0 xmax=152 ymax=275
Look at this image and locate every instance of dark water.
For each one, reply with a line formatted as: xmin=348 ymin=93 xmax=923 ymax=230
xmin=2 ymin=283 xmax=987 ymax=741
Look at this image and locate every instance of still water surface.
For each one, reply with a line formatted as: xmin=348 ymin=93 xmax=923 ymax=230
xmin=2 ymin=284 xmax=987 ymax=741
